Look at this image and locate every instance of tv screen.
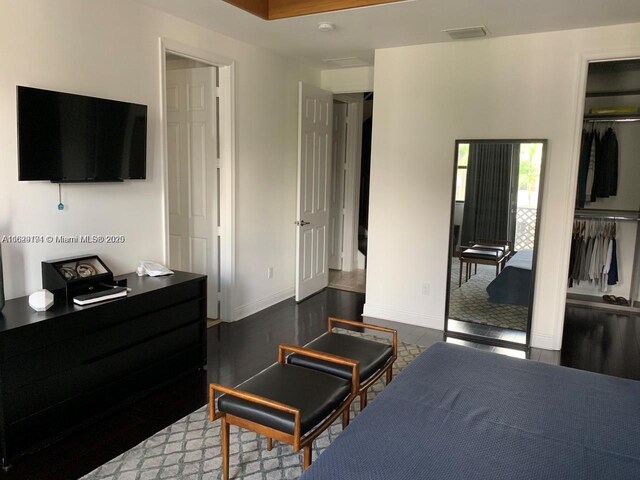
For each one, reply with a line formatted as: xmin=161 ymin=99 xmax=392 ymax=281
xmin=17 ymin=86 xmax=147 ymax=182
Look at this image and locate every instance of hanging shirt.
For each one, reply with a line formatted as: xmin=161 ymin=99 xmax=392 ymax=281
xmin=572 ymin=231 xmax=584 ymax=285
xmin=608 ymin=129 xmax=619 ymax=196
xmin=576 ymin=130 xmax=591 ymax=208
xmin=585 ymin=131 xmax=596 ymax=201
xmin=595 ymin=128 xmax=619 ymax=198
xmin=608 ymin=238 xmax=619 ymax=286
xmin=588 ymin=234 xmax=600 ymax=283
xmin=601 ymin=238 xmax=613 ymax=291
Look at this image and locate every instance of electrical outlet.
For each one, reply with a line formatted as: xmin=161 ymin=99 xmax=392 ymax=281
xmin=422 ymin=283 xmax=430 ymax=296
xmin=267 ymin=267 xmax=274 ymax=279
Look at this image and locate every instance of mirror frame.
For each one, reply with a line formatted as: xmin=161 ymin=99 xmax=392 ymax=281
xmin=444 ymin=139 xmax=548 ymax=350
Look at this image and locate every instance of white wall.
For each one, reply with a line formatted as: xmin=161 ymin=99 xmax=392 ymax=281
xmin=0 ymin=0 xmax=320 ymax=320
xmin=321 ymin=66 xmax=374 ymax=93
xmin=364 ymin=22 xmax=640 ymax=350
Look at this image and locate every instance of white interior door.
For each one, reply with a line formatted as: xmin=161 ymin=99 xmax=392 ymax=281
xmin=295 ymin=82 xmax=333 ymax=301
xmin=167 ymin=66 xmax=219 ymax=318
xmin=329 ymin=102 xmax=347 ymax=270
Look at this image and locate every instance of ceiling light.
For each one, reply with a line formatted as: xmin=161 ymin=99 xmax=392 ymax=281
xmin=318 ymin=22 xmax=336 ymax=32
xmin=443 ymin=26 xmax=488 ymax=40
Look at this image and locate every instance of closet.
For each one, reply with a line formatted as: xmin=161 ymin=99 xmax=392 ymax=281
xmin=566 ymin=59 xmax=640 ymax=312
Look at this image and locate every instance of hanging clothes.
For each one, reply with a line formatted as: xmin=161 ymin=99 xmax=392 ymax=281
xmin=607 ymin=129 xmax=619 ymax=196
xmin=568 ymin=228 xmax=577 ymax=288
xmin=593 ymin=127 xmax=618 ymax=199
xmin=576 ymin=129 xmax=591 ymax=209
xmin=570 ymin=222 xmax=584 ymax=286
xmin=577 ymin=125 xmax=618 ymax=205
xmin=567 ymin=218 xmax=619 ymax=290
xmin=601 ymin=227 xmax=614 ymax=290
xmin=607 ymin=223 xmax=618 ymax=285
xmin=585 ymin=131 xmax=597 ymax=201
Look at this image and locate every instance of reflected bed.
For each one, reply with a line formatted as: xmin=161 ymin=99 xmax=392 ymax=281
xmin=486 ymin=249 xmax=533 ymax=306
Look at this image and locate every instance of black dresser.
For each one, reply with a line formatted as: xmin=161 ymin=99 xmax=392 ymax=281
xmin=0 ymin=271 xmax=207 ymax=467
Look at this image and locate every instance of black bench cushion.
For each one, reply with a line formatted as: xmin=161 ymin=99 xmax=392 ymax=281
xmin=217 ymin=364 xmax=351 ymax=435
xmin=461 ymin=248 xmax=505 ymax=260
xmin=288 ymin=332 xmax=393 ymax=382
xmin=470 ymin=243 xmax=509 ymax=253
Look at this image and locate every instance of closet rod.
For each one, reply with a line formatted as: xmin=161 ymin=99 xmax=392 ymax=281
xmin=574 ymin=209 xmax=639 ymax=222
xmin=574 ymin=216 xmax=639 ymax=222
xmin=583 ymin=118 xmax=640 ymax=123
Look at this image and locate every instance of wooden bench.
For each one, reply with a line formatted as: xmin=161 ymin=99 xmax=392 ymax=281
xmin=288 ymin=317 xmax=397 ymax=419
xmin=209 ymin=344 xmax=358 ymax=479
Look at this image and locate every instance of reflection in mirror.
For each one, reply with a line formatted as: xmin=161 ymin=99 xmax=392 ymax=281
xmin=446 ymin=140 xmax=546 ymax=348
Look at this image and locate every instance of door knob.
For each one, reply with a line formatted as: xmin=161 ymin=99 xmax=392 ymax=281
xmin=295 ymin=220 xmax=310 ymax=226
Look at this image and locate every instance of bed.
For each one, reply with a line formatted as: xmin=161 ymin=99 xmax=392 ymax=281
xmin=300 ymin=342 xmax=640 ymax=480
xmin=486 ymin=249 xmax=533 ymax=306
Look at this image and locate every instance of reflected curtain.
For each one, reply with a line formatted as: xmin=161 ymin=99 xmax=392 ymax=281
xmin=460 ymin=143 xmax=514 ymax=246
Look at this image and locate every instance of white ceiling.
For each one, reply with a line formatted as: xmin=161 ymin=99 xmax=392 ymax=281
xmin=135 ymin=0 xmax=640 ymax=69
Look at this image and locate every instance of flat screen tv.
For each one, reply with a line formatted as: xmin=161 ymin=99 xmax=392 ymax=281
xmin=17 ymin=86 xmax=147 ymax=182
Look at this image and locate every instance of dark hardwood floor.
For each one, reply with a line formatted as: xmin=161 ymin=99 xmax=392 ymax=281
xmin=561 ymin=305 xmax=640 ymax=380
xmin=3 ymin=289 xmax=638 ymax=479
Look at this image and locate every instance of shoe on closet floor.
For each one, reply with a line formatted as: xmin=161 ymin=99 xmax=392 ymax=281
xmin=615 ymin=296 xmax=629 ymax=306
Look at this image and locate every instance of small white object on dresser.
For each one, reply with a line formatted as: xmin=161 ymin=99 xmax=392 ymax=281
xmin=29 ymin=289 xmax=54 ymax=312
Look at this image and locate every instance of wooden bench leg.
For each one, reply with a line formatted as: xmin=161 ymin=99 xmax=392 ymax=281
xmin=267 ymin=437 xmax=273 ymax=451
xmin=360 ymin=390 xmax=368 ymax=409
xmin=221 ymin=418 xmax=230 ymax=480
xmin=386 ymin=366 xmax=393 ymax=385
xmin=342 ymin=409 xmax=350 ymax=428
xmin=459 ymin=259 xmax=463 ymax=287
xmin=303 ymin=444 xmax=312 ymax=469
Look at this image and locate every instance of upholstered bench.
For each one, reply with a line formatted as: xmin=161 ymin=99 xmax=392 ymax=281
xmin=209 ymin=344 xmax=358 ymax=479
xmin=459 ymin=243 xmax=510 ymax=286
xmin=288 ymin=317 xmax=397 ymax=420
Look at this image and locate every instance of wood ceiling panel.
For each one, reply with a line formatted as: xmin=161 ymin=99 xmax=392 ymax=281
xmin=223 ymin=0 xmax=403 ymax=20
xmin=223 ymin=0 xmax=269 ymax=19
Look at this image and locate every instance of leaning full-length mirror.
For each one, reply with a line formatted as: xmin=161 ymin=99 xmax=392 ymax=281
xmin=446 ymin=140 xmax=546 ymax=348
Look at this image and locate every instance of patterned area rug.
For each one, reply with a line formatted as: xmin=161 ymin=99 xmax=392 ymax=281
xmin=449 ymin=260 xmax=528 ymax=331
xmin=81 ymin=332 xmax=426 ymax=480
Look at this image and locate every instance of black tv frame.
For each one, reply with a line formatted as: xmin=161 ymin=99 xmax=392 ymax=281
xmin=17 ymin=86 xmax=148 ymax=183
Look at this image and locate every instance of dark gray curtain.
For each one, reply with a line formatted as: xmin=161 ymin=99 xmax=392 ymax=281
xmin=460 ymin=143 xmax=514 ymax=246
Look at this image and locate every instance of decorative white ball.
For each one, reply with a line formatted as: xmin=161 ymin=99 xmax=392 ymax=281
xmin=29 ymin=289 xmax=54 ymax=312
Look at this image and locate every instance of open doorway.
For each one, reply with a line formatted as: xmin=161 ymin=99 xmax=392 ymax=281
xmin=327 ymin=92 xmax=371 ymax=294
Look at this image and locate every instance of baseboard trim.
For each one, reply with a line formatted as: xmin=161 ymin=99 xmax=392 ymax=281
xmin=232 ymin=287 xmax=295 ymax=322
xmin=363 ymin=302 xmax=444 ymax=330
xmin=531 ymin=331 xmax=560 ymax=351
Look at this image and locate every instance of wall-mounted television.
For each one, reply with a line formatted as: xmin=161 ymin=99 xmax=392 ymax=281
xmin=17 ymin=86 xmax=147 ymax=182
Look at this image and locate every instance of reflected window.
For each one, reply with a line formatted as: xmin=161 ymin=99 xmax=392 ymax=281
xmin=515 ymin=143 xmax=543 ymax=250
xmin=455 ymin=143 xmax=469 ymax=202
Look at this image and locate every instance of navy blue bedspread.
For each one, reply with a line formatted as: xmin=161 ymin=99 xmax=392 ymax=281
xmin=486 ymin=249 xmax=533 ymax=306
xmin=301 ymin=342 xmax=640 ymax=480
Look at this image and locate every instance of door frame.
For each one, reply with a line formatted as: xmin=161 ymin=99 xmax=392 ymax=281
xmin=159 ymin=38 xmax=236 ymax=322
xmin=554 ymin=49 xmax=640 ymax=348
